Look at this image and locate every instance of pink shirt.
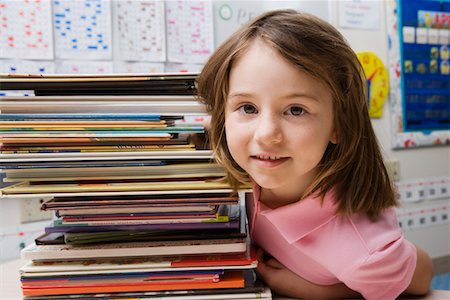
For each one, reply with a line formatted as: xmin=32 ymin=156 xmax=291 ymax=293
xmin=247 ymin=185 xmax=417 ymax=300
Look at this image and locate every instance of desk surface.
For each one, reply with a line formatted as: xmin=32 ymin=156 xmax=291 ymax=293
xmin=1 ymin=259 xmax=449 ymax=300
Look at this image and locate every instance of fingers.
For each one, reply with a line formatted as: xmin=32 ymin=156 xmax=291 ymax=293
xmin=265 ymin=257 xmax=284 ymax=269
xmin=255 ymin=247 xmax=269 ymax=277
xmin=256 ymin=256 xmax=270 ymax=281
xmin=256 ymin=247 xmax=265 ymax=261
xmin=255 ymin=247 xmax=283 ymax=269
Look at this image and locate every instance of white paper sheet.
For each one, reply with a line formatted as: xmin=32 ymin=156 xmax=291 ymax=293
xmin=0 ymin=60 xmax=55 ymax=74
xmin=115 ymin=0 xmax=166 ymax=62
xmin=166 ymin=0 xmax=214 ymax=64
xmin=114 ymin=61 xmax=165 ymax=73
xmin=0 ymin=0 xmax=54 ymax=59
xmin=56 ymin=60 xmax=114 ymax=74
xmin=53 ymin=0 xmax=113 ymax=60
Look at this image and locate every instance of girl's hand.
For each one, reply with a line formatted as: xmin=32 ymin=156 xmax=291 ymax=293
xmin=255 ymin=248 xmax=360 ymax=299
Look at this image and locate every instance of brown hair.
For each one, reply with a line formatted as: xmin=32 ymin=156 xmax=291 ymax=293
xmin=197 ymin=9 xmax=397 ymax=220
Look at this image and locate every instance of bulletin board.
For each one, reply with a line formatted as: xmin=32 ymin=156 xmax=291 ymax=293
xmin=0 ymin=0 xmax=330 ymax=75
xmin=386 ymin=0 xmax=450 ymax=149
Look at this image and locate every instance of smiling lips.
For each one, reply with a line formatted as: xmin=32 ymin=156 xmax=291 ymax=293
xmin=251 ymin=155 xmax=289 ymax=167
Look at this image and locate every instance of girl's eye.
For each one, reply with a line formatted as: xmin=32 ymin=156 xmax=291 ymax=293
xmin=239 ymin=104 xmax=257 ymax=114
xmin=287 ymin=106 xmax=305 ymax=116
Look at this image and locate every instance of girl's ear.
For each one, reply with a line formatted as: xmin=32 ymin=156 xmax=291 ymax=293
xmin=330 ymin=131 xmax=337 ymax=144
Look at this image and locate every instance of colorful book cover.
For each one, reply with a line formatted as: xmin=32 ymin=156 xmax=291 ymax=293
xmin=0 ymin=180 xmax=232 ymax=195
xmin=43 ymin=220 xmax=240 ymax=234
xmin=21 ymin=238 xmax=247 ymax=261
xmin=42 ymin=193 xmax=237 ymax=209
xmin=21 ymin=244 xmax=255 ymax=275
xmin=21 ymin=271 xmax=244 ymax=296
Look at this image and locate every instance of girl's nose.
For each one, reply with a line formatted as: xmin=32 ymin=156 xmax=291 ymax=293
xmin=254 ymin=112 xmax=283 ymax=145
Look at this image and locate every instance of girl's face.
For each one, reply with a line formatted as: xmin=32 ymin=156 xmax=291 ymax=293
xmin=225 ymin=40 xmax=336 ymax=205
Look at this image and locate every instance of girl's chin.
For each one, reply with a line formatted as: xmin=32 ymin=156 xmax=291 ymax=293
xmin=250 ymin=176 xmax=285 ymax=190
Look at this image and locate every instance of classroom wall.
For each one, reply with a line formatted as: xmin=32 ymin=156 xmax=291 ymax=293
xmin=328 ymin=1 xmax=450 ymax=259
xmin=0 ymin=0 xmax=449 ymax=260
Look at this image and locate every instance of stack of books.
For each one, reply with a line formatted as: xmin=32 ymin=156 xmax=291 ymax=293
xmin=0 ymin=73 xmax=271 ymax=299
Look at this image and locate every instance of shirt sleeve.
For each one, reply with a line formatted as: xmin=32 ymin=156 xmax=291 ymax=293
xmin=338 ymin=235 xmax=417 ymax=300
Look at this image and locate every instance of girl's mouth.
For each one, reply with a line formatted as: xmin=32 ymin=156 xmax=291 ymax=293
xmin=251 ymin=155 xmax=289 ymax=167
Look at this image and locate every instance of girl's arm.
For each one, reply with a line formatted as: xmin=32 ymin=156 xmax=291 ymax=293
xmin=255 ymin=249 xmax=361 ymax=299
xmin=404 ymin=245 xmax=433 ymax=295
xmin=256 ymin=245 xmax=433 ymax=299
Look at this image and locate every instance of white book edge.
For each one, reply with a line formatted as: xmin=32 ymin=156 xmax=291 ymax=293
xmin=20 ymin=240 xmax=246 ymax=260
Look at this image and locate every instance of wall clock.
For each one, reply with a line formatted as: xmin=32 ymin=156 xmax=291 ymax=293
xmin=357 ymin=52 xmax=389 ymax=118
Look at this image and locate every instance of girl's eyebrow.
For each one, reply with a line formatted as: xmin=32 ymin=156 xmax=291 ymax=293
xmin=227 ymin=92 xmax=253 ymax=99
xmin=228 ymin=92 xmax=320 ymax=102
xmin=285 ymin=92 xmax=320 ymax=102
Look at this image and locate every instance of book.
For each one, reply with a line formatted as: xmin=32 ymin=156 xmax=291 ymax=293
xmin=44 ymin=220 xmax=240 ymax=234
xmin=21 ymin=271 xmax=245 ymax=296
xmin=59 ymin=209 xmax=219 ymax=221
xmin=21 ymin=238 xmax=247 ymax=260
xmin=56 ymin=216 xmax=230 ymax=226
xmin=56 ymin=202 xmax=234 ymax=222
xmin=0 ymin=150 xmax=213 ymax=162
xmin=0 ymin=136 xmax=172 ymax=144
xmin=5 ymin=172 xmax=226 ymax=183
xmin=0 ymin=180 xmax=233 ymax=195
xmin=0 ymin=113 xmax=162 ymax=120
xmin=0 ymin=100 xmax=206 ymax=115
xmin=21 ymin=269 xmax=223 ymax=287
xmin=21 ymin=286 xmax=271 ymax=300
xmin=20 ymin=246 xmax=256 ymax=275
xmin=0 ymin=146 xmax=198 ymax=158
xmin=0 ymin=132 xmax=175 ymax=138
xmin=3 ymin=162 xmax=224 ymax=181
xmin=21 ymin=269 xmax=223 ymax=286
xmin=0 ymin=127 xmax=203 ymax=135
xmin=0 ymin=73 xmax=198 ymax=96
xmin=0 ymin=160 xmax=167 ymax=169
xmin=0 ymin=188 xmax=238 ymax=200
xmin=0 ymin=120 xmax=167 ymax=126
xmin=0 ymin=138 xmax=192 ymax=152
xmin=1 ymin=143 xmax=192 ymax=151
xmin=42 ymin=193 xmax=238 ymax=210
xmin=35 ymin=228 xmax=246 ymax=246
xmin=0 ymin=95 xmax=198 ymax=102
xmin=54 ymin=205 xmax=220 ymax=215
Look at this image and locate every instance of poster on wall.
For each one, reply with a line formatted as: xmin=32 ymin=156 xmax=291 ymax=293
xmin=386 ymin=0 xmax=450 ymax=149
xmin=115 ymin=0 xmax=166 ymax=62
xmin=53 ymin=0 xmax=113 ymax=60
xmin=166 ymin=1 xmax=214 ymax=64
xmin=0 ymin=0 xmax=54 ymax=60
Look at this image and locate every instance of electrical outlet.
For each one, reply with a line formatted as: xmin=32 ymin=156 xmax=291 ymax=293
xmin=385 ymin=160 xmax=400 ymax=181
xmin=20 ymin=198 xmax=52 ymax=224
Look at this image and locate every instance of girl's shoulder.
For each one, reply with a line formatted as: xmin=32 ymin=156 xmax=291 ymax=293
xmin=343 ymin=207 xmax=402 ymax=253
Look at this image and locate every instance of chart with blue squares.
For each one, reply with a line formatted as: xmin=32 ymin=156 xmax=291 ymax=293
xmin=53 ymin=0 xmax=113 ymax=60
xmin=399 ymin=0 xmax=450 ymax=132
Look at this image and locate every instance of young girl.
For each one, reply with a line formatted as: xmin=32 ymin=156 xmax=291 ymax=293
xmin=197 ymin=9 xmax=433 ymax=300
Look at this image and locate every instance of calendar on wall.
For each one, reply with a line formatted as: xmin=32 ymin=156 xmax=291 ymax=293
xmin=386 ymin=0 xmax=450 ymax=149
xmin=0 ymin=0 xmax=54 ymax=60
xmin=0 ymin=0 xmax=213 ymax=74
xmin=53 ymin=0 xmax=113 ymax=60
